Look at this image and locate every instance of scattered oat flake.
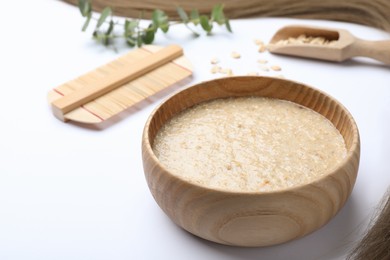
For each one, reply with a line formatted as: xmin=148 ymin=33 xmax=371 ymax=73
xmin=257 ymin=59 xmax=268 ymax=64
xmin=254 ymin=39 xmax=264 ymax=45
xmin=258 ymin=45 xmax=267 ymax=53
xmin=247 ymin=71 xmax=259 ymax=76
xmin=231 ymin=51 xmax=241 ymax=59
xmin=271 ymin=65 xmax=282 ymax=71
xmin=210 ymin=57 xmax=220 ymax=64
xmin=211 ymin=65 xmax=221 ymax=74
xmin=219 ymin=68 xmax=234 ymax=76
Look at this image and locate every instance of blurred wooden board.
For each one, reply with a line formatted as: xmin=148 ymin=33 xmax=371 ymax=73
xmin=62 ymin=0 xmax=390 ymax=33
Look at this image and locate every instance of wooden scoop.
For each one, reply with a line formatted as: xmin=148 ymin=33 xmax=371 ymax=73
xmin=267 ymin=25 xmax=390 ymax=64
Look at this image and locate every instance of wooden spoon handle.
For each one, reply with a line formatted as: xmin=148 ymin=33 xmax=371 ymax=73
xmin=350 ymin=39 xmax=390 ymax=65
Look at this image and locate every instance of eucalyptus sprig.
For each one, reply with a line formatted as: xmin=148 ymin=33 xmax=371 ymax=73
xmin=78 ymin=0 xmax=232 ymax=48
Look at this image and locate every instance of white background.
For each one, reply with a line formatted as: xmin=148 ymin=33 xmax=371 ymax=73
xmin=0 ymin=0 xmax=389 ymax=259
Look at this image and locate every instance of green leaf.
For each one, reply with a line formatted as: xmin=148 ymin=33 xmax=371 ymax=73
xmin=126 ymin=36 xmax=136 ymax=47
xmin=190 ymin=9 xmax=200 ymax=25
xmin=211 ymin=4 xmax=225 ymax=25
xmin=160 ymin=23 xmax=169 ymax=33
xmin=78 ymin=0 xmax=91 ymax=17
xmin=190 ymin=9 xmax=199 ymax=20
xmin=103 ymin=35 xmax=110 ymax=46
xmin=142 ymin=25 xmax=155 ymax=44
xmin=96 ymin=7 xmax=112 ymax=29
xmin=200 ymin=15 xmax=212 ymax=33
xmin=176 ymin=7 xmax=189 ymax=23
xmin=152 ymin=9 xmax=169 ymax=33
xmin=225 ymin=19 xmax=233 ymax=33
xmin=93 ymin=30 xmax=111 ymax=46
xmin=81 ymin=12 xmax=92 ymax=31
xmin=124 ymin=19 xmax=138 ymax=36
xmin=124 ymin=20 xmax=129 ymax=31
xmin=106 ymin=20 xmax=114 ymax=35
xmin=152 ymin=10 xmax=162 ymax=26
xmin=179 ymin=8 xmax=200 ymax=37
xmin=137 ymin=34 xmax=143 ymax=47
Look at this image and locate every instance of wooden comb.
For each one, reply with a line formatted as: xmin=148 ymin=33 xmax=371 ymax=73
xmin=47 ymin=45 xmax=193 ymax=124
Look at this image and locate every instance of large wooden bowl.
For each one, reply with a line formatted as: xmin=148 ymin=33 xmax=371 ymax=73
xmin=142 ymin=76 xmax=360 ymax=247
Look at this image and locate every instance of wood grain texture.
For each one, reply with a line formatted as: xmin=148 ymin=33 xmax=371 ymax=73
xmin=142 ymin=76 xmax=360 ymax=247
xmin=48 ymin=45 xmax=192 ymax=124
xmin=268 ymin=25 xmax=390 ymax=64
xmin=62 ymin=0 xmax=390 ymax=33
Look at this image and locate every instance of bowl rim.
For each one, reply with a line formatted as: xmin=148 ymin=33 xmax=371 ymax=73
xmin=142 ymin=76 xmax=360 ymax=195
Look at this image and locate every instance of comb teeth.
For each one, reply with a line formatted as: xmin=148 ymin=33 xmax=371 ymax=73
xmin=48 ymin=45 xmax=192 ymax=124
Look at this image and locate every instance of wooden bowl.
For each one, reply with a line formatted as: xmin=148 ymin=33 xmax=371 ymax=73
xmin=142 ymin=76 xmax=360 ymax=247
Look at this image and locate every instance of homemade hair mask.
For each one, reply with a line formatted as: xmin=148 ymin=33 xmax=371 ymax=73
xmin=153 ymin=97 xmax=347 ymax=192
xmin=142 ymin=76 xmax=360 ymax=247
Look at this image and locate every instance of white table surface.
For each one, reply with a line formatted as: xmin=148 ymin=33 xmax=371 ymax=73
xmin=1 ymin=0 xmax=389 ymax=259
